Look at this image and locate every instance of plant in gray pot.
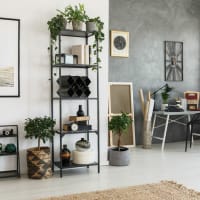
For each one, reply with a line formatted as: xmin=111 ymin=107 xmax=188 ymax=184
xmin=108 ymin=112 xmax=132 ymax=166
xmin=24 ymin=116 xmax=56 ymax=179
xmin=57 ymin=4 xmax=88 ymax=31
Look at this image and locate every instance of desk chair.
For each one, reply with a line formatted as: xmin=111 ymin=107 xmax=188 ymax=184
xmin=185 ymin=113 xmax=200 ymax=152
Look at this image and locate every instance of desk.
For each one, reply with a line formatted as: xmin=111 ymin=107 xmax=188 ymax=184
xmin=151 ymin=110 xmax=200 ymax=151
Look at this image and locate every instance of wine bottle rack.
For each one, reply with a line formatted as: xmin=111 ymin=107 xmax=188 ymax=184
xmin=57 ymin=76 xmax=91 ymax=98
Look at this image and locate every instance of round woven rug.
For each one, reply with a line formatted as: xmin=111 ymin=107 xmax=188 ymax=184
xmin=40 ymin=181 xmax=200 ymax=200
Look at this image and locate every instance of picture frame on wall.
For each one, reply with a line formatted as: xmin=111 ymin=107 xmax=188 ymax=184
xmin=110 ymin=30 xmax=129 ymax=57
xmin=164 ymin=41 xmax=183 ymax=81
xmin=0 ymin=17 xmax=20 ymax=97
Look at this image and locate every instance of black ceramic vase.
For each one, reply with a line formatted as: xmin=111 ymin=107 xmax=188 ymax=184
xmin=77 ymin=105 xmax=84 ymax=116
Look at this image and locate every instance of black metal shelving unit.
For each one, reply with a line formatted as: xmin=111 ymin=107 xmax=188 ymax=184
xmin=0 ymin=125 xmax=20 ymax=178
xmin=50 ymin=29 xmax=100 ymax=177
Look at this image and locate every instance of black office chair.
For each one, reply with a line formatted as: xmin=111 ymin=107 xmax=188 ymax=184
xmin=185 ymin=113 xmax=200 ymax=152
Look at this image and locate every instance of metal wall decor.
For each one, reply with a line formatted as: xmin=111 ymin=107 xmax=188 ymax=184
xmin=164 ymin=41 xmax=183 ymax=81
xmin=110 ymin=30 xmax=129 ymax=57
xmin=0 ymin=17 xmax=20 ymax=97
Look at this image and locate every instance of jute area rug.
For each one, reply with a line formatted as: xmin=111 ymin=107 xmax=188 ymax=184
xmin=40 ymin=181 xmax=200 ymax=200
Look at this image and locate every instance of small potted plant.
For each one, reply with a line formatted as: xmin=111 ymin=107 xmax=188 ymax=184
xmin=24 ymin=116 xmax=56 ymax=179
xmin=47 ymin=14 xmax=66 ymax=45
xmin=108 ymin=112 xmax=132 ymax=166
xmin=58 ymin=3 xmax=88 ymax=31
xmin=161 ymin=84 xmax=173 ymax=110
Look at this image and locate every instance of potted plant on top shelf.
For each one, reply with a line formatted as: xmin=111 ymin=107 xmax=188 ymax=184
xmin=24 ymin=116 xmax=56 ymax=179
xmin=57 ymin=3 xmax=88 ymax=31
xmin=108 ymin=112 xmax=132 ymax=166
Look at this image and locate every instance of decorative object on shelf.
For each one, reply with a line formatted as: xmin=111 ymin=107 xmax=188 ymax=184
xmin=108 ymin=112 xmax=132 ymax=166
xmin=57 ymin=4 xmax=87 ymax=31
xmin=72 ymin=150 xmax=95 ymax=165
xmin=2 ymin=128 xmax=14 ymax=136
xmin=55 ymin=54 xmax=74 ymax=64
xmin=110 ymin=30 xmax=129 ymax=58
xmin=24 ymin=116 xmax=56 ymax=179
xmin=164 ymin=41 xmax=183 ymax=81
xmin=57 ymin=75 xmax=91 ymax=98
xmin=5 ymin=143 xmax=16 ymax=153
xmin=77 ymin=105 xmax=84 ymax=116
xmin=61 ymin=144 xmax=71 ymax=166
xmin=63 ymin=122 xmax=79 ymax=131
xmin=75 ymin=138 xmax=90 ymax=152
xmin=0 ymin=18 xmax=20 ymax=97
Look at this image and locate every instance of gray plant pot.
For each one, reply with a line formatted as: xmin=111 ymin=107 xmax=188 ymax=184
xmin=86 ymin=21 xmax=97 ymax=32
xmin=108 ymin=147 xmax=130 ymax=166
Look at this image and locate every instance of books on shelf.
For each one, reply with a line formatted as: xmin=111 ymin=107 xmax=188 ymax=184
xmin=71 ymin=45 xmax=90 ymax=65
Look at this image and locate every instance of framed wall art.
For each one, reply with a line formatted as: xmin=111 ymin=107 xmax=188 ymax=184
xmin=164 ymin=41 xmax=183 ymax=81
xmin=0 ymin=17 xmax=20 ymax=97
xmin=110 ymin=30 xmax=129 ymax=57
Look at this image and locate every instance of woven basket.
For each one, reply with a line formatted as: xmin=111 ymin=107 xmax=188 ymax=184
xmin=27 ymin=147 xmax=52 ymax=179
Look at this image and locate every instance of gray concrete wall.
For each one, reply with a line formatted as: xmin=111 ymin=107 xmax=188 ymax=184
xmin=109 ymin=0 xmax=200 ymax=145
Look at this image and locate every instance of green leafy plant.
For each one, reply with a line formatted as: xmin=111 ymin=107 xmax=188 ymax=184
xmin=87 ymin=17 xmax=105 ymax=70
xmin=24 ymin=116 xmax=56 ymax=150
xmin=108 ymin=112 xmax=132 ymax=151
xmin=57 ymin=4 xmax=87 ymax=23
xmin=47 ymin=14 xmax=66 ymax=45
xmin=161 ymin=84 xmax=173 ymax=104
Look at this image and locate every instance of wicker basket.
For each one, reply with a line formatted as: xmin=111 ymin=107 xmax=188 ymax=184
xmin=27 ymin=147 xmax=52 ymax=179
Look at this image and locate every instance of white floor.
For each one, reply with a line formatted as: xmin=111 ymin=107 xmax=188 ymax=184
xmin=1 ymin=141 xmax=200 ymax=200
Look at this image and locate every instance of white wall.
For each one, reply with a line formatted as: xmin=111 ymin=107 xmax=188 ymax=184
xmin=0 ymin=0 xmax=109 ymax=173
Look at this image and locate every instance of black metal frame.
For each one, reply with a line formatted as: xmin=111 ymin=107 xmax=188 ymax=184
xmin=0 ymin=125 xmax=20 ymax=178
xmin=50 ymin=30 xmax=100 ymax=177
xmin=164 ymin=40 xmax=183 ymax=81
xmin=0 ymin=17 xmax=20 ymax=97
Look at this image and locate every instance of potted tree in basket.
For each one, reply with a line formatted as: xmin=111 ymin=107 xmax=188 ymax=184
xmin=24 ymin=116 xmax=56 ymax=179
xmin=57 ymin=3 xmax=88 ymax=31
xmin=108 ymin=112 xmax=132 ymax=166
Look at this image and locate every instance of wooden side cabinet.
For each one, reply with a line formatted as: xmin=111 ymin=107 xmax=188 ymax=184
xmin=0 ymin=125 xmax=20 ymax=178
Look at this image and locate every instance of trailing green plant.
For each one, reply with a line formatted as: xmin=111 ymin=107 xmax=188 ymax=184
xmin=47 ymin=14 xmax=66 ymax=45
xmin=24 ymin=116 xmax=56 ymax=151
xmin=57 ymin=4 xmax=87 ymax=23
xmin=161 ymin=84 xmax=173 ymax=104
xmin=108 ymin=112 xmax=132 ymax=150
xmin=88 ymin=17 xmax=105 ymax=70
